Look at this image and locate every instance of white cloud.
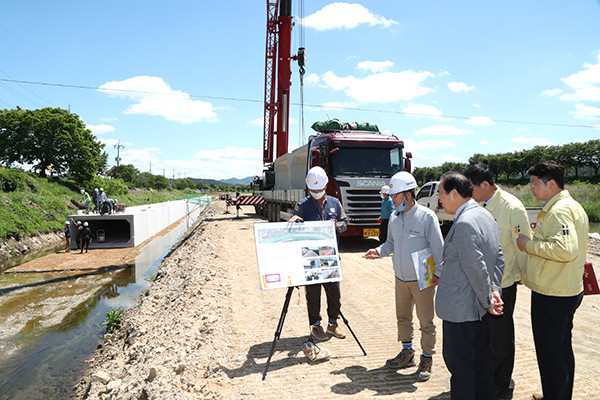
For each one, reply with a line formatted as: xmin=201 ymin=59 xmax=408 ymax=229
xmin=180 ymin=147 xmax=263 ymax=180
xmin=473 ymin=103 xmax=481 ymax=108
xmin=465 ymin=116 xmax=496 ymax=126
xmin=480 ymin=140 xmax=490 ymax=145
xmin=305 ymin=73 xmax=320 ymax=85
xmin=302 ymin=3 xmax=398 ymax=31
xmin=321 ymin=70 xmax=434 ymax=103
xmin=570 ymin=103 xmax=600 ymax=120
xmin=414 ymin=125 xmax=473 ymax=136
xmin=509 ymin=137 xmax=554 ymax=146
xmin=356 ymin=60 xmax=394 ymax=73
xmin=439 ymin=154 xmax=464 ymax=162
xmin=250 ymin=118 xmax=263 ymax=126
xmin=541 ymin=88 xmax=562 ymax=97
xmin=448 ymin=81 xmax=475 ymax=92
xmin=560 ymin=53 xmax=600 ymax=102
xmin=404 ymin=139 xmax=453 ymax=152
xmin=87 ymin=124 xmax=115 ymax=135
xmin=403 ymin=104 xmax=443 ymax=119
xmin=99 ymin=76 xmax=218 ymax=124
xmin=98 ymin=138 xmax=134 ymax=147
xmin=101 ymin=117 xmax=118 ymax=122
xmin=322 ymin=101 xmax=358 ymax=110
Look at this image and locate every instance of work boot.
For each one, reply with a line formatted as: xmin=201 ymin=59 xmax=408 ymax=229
xmin=416 ymin=355 xmax=432 ymax=381
xmin=310 ymin=324 xmax=328 ymax=341
xmin=326 ymin=323 xmax=346 ymax=339
xmin=385 ymin=348 xmax=416 ymax=369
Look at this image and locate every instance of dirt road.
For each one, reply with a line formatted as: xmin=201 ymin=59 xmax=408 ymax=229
xmin=77 ymin=200 xmax=600 ymax=399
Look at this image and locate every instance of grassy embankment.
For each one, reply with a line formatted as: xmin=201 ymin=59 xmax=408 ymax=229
xmin=0 ymin=168 xmax=204 ymax=241
xmin=504 ymin=182 xmax=600 ymax=222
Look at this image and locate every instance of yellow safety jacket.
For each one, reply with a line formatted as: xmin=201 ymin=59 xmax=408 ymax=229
xmin=522 ymin=190 xmax=589 ymax=296
xmin=485 ymin=188 xmax=531 ymax=288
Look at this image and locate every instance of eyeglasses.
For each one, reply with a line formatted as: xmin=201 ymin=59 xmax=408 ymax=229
xmin=529 ymin=179 xmax=548 ymax=188
xmin=390 ymin=192 xmax=405 ymax=199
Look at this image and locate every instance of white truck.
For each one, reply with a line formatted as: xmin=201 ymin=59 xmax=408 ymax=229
xmin=415 ymin=181 xmax=453 ymax=225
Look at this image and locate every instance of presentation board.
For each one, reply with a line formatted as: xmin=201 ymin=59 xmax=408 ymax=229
xmin=254 ymin=220 xmax=343 ymax=290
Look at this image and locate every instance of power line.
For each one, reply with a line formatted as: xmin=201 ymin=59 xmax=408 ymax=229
xmin=0 ymin=77 xmax=597 ymax=130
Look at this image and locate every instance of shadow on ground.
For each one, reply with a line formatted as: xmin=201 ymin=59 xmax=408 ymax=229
xmin=330 ymin=364 xmax=420 ymax=396
xmin=220 ymin=336 xmax=309 ymax=379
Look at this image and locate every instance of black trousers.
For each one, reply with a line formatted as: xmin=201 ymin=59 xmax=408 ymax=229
xmin=305 ymin=282 xmax=341 ymax=326
xmin=379 ymin=218 xmax=389 ymax=243
xmin=443 ymin=316 xmax=494 ymax=400
xmin=531 ymin=290 xmax=583 ymax=400
xmin=489 ymin=282 xmax=517 ymax=390
xmin=81 ymin=238 xmax=90 ymax=252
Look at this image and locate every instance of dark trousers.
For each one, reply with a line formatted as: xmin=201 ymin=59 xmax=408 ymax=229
xmin=379 ymin=218 xmax=389 ymax=243
xmin=531 ymin=290 xmax=583 ymax=400
xmin=443 ymin=317 xmax=494 ymax=400
xmin=81 ymin=238 xmax=90 ymax=253
xmin=305 ymin=282 xmax=341 ymax=326
xmin=489 ymin=282 xmax=517 ymax=390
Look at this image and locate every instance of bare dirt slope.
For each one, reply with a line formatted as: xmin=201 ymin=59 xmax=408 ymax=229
xmin=76 ymin=200 xmax=600 ymax=400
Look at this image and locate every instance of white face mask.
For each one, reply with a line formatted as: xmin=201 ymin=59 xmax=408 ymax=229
xmin=311 ymin=190 xmax=326 ymax=200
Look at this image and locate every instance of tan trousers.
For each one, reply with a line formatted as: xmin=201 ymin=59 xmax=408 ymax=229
xmin=395 ymin=278 xmax=436 ymax=355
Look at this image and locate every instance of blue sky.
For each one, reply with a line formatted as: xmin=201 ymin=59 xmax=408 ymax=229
xmin=2 ymin=1 xmax=599 ymax=180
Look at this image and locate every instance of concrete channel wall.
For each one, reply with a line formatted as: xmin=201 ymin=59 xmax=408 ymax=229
xmin=68 ymin=199 xmax=190 ymax=249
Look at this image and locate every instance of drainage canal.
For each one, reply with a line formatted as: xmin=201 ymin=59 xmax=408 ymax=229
xmin=0 ymin=202 xmax=206 ymax=399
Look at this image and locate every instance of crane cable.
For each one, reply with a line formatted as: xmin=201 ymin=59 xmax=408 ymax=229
xmin=297 ymin=0 xmax=306 ymax=145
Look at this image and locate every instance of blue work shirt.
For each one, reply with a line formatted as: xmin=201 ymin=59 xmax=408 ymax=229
xmin=381 ymin=196 xmax=394 ymax=220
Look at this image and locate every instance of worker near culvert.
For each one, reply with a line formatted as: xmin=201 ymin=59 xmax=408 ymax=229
xmin=80 ymin=189 xmax=92 ymax=212
xmin=75 ymin=221 xmax=83 ymax=250
xmin=64 ymin=221 xmax=71 ymax=253
xmin=92 ymin=188 xmax=100 ymax=212
xmin=288 ymin=166 xmax=348 ymax=341
xmin=365 ymin=171 xmax=444 ymax=382
xmin=80 ymin=222 xmax=92 ymax=253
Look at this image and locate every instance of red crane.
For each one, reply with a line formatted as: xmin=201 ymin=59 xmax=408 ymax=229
xmin=263 ymin=0 xmax=303 ymax=164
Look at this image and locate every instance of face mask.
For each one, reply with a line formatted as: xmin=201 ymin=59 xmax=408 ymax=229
xmin=395 ymin=195 xmax=408 ymax=213
xmin=311 ymin=190 xmax=326 ymax=200
xmin=380 ymin=194 xmax=385 ymax=199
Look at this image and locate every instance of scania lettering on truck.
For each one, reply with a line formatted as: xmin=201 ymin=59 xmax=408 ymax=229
xmin=253 ymin=120 xmax=412 ymax=238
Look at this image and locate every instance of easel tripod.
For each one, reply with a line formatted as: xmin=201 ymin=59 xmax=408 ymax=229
xmin=262 ymin=285 xmax=367 ymax=380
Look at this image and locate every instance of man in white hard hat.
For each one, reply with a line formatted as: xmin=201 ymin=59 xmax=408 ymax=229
xmin=80 ymin=221 xmax=92 ymax=253
xmin=80 ymin=189 xmax=92 ymax=212
xmin=365 ymin=171 xmax=444 ymax=381
xmin=64 ymin=221 xmax=71 ymax=253
xmin=378 ymin=185 xmax=394 ymax=243
xmin=92 ymin=188 xmax=100 ymax=212
xmin=288 ymin=166 xmax=348 ymax=341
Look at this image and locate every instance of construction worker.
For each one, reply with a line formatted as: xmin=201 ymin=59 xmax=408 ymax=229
xmin=365 ymin=171 xmax=444 ymax=381
xmin=64 ymin=221 xmax=71 ymax=253
xmin=378 ymin=185 xmax=394 ymax=243
xmin=81 ymin=222 xmax=92 ymax=253
xmin=80 ymin=189 xmax=92 ymax=212
xmin=288 ymin=166 xmax=348 ymax=341
xmin=75 ymin=221 xmax=83 ymax=250
xmin=92 ymin=188 xmax=100 ymax=212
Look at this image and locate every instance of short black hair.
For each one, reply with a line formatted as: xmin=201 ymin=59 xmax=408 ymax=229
xmin=440 ymin=171 xmax=473 ymax=198
xmin=528 ymin=160 xmax=565 ymax=189
xmin=464 ymin=163 xmax=495 ymax=186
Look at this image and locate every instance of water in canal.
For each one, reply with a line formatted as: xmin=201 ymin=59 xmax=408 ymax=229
xmin=0 ymin=204 xmax=205 ymax=399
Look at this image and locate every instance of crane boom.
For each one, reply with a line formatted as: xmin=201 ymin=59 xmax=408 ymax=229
xmin=263 ymin=0 xmax=293 ymax=164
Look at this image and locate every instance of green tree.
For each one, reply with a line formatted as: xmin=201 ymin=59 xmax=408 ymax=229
xmin=107 ymin=164 xmax=140 ymax=186
xmin=0 ymin=107 xmax=106 ymax=184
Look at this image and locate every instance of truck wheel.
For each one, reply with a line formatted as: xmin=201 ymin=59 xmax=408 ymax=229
xmin=274 ymin=203 xmax=280 ymax=222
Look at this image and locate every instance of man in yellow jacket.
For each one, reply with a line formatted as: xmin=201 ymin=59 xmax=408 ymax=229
xmin=465 ymin=163 xmax=531 ymax=398
xmin=517 ymin=160 xmax=589 ymax=400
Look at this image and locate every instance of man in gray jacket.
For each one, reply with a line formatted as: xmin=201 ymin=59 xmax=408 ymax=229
xmin=365 ymin=172 xmax=444 ymax=381
xmin=435 ymin=171 xmax=504 ymax=400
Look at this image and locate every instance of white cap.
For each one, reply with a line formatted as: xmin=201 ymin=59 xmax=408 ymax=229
xmin=65 ymin=221 xmax=70 ymax=225
xmin=388 ymin=172 xmax=417 ymax=195
xmin=379 ymin=185 xmax=390 ymax=194
xmin=305 ymin=167 xmax=328 ymax=190
xmin=84 ymin=222 xmax=89 ymax=226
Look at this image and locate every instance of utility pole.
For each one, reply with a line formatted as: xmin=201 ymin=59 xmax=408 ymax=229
xmin=114 ymin=140 xmax=125 ymax=167
xmin=163 ymin=168 xmax=165 ymax=177
xmin=149 ymin=161 xmax=152 ymax=173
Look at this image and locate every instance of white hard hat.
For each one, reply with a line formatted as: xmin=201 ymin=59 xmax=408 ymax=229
xmin=84 ymin=222 xmax=89 ymax=226
xmin=65 ymin=221 xmax=70 ymax=225
xmin=305 ymin=167 xmax=328 ymax=190
xmin=379 ymin=185 xmax=390 ymax=194
xmin=77 ymin=221 xmax=82 ymax=225
xmin=388 ymin=172 xmax=417 ymax=195
xmin=94 ymin=188 xmax=99 ymax=192
xmin=99 ymin=187 xmax=104 ymax=192
xmin=80 ymin=189 xmax=84 ymax=194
